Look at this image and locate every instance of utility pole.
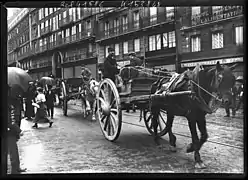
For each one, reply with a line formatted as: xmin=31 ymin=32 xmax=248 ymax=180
xmin=174 ymin=6 xmax=181 ymax=73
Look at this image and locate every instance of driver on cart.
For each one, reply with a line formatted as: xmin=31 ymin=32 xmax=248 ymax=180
xmin=103 ymin=47 xmax=119 ymax=83
xmin=129 ymin=52 xmax=144 ymax=67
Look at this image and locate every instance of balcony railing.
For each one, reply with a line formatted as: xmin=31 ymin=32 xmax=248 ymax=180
xmin=59 ymin=15 xmax=74 ymax=27
xmin=98 ymin=12 xmax=174 ymax=40
xmin=190 ymin=6 xmax=243 ymax=26
xmin=40 ymin=27 xmax=51 ymax=36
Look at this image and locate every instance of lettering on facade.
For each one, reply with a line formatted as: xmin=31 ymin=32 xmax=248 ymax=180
xmin=181 ymin=57 xmax=243 ymax=68
xmin=192 ymin=6 xmax=243 ymax=26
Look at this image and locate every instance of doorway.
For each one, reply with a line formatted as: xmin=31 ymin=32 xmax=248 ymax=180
xmin=52 ymin=51 xmax=63 ymax=78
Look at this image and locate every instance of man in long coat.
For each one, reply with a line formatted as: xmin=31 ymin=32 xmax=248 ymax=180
xmin=103 ymin=47 xmax=119 ymax=82
xmin=8 ymin=85 xmax=26 ymax=174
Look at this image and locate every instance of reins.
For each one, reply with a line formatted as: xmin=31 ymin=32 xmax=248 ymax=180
xmin=118 ymin=65 xmax=222 ymax=102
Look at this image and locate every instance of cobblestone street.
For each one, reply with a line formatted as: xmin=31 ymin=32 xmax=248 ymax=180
xmin=7 ymin=102 xmax=244 ymax=174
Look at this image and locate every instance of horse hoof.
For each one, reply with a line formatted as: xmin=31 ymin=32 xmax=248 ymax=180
xmin=186 ymin=143 xmax=194 ymax=153
xmin=195 ymin=162 xmax=206 ymax=169
xmin=169 ymin=145 xmax=177 ymax=152
xmin=154 ymin=137 xmax=160 ymax=145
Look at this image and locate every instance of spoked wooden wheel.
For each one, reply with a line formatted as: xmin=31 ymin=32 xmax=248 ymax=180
xmin=60 ymin=81 xmax=68 ymax=116
xmin=143 ymin=108 xmax=168 ymax=137
xmin=96 ymin=78 xmax=122 ymax=142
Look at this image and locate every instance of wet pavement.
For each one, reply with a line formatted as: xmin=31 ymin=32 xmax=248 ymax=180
xmin=7 ymin=102 xmax=244 ymax=174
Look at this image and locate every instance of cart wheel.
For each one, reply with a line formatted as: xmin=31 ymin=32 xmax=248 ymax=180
xmin=61 ymin=81 xmax=68 ymax=116
xmin=96 ymin=78 xmax=122 ymax=142
xmin=143 ymin=108 xmax=168 ymax=137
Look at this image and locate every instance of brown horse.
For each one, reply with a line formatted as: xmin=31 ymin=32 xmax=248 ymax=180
xmin=150 ymin=61 xmax=236 ymax=169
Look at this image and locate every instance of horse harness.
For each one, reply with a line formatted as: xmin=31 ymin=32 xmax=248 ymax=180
xmin=188 ymin=65 xmax=223 ymax=114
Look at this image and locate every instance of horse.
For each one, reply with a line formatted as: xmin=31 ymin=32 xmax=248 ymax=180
xmin=80 ymin=78 xmax=99 ymax=121
xmin=150 ymin=61 xmax=236 ymax=169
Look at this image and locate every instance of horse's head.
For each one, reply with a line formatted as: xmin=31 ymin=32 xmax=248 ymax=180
xmin=89 ymin=79 xmax=99 ymax=94
xmin=207 ymin=61 xmax=236 ymax=98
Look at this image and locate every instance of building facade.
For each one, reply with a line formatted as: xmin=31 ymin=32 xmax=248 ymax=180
xmin=178 ymin=6 xmax=244 ymax=77
xmin=8 ymin=8 xmax=31 ymax=68
xmin=96 ymin=7 xmax=178 ymax=73
xmin=8 ymin=8 xmax=112 ymax=80
xmin=8 ymin=6 xmax=244 ymax=81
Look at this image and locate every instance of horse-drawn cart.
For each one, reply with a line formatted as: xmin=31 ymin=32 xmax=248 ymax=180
xmin=60 ymin=77 xmax=84 ymax=116
xmin=96 ymin=68 xmax=193 ymax=142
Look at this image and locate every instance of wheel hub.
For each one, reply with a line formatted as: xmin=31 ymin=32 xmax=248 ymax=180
xmin=102 ymin=103 xmax=111 ymax=116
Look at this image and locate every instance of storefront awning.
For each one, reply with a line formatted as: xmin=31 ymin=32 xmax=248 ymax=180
xmin=181 ymin=57 xmax=243 ymax=68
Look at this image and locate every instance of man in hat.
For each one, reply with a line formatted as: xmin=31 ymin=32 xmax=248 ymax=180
xmin=129 ymin=52 xmax=143 ymax=67
xmin=8 ymin=85 xmax=27 ymax=174
xmin=24 ymin=82 xmax=36 ymax=120
xmin=45 ymin=85 xmax=56 ymax=119
xmin=103 ymin=47 xmax=119 ymax=82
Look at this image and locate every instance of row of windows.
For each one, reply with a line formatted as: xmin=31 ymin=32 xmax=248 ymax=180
xmin=8 ymin=32 xmax=29 ymax=52
xmin=36 ymin=15 xmax=91 ymax=38
xmin=182 ymin=26 xmax=243 ymax=53
xmin=104 ymin=7 xmax=174 ymax=32
xmin=148 ymin=31 xmax=176 ymax=51
xmin=39 ymin=8 xmax=60 ymax=20
xmin=104 ymin=31 xmax=176 ymax=58
xmin=8 ymin=17 xmax=29 ymax=41
xmin=38 ymin=7 xmax=102 ymax=21
xmin=105 ymin=38 xmax=141 ymax=57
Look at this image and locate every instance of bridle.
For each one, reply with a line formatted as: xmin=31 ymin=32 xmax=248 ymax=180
xmin=186 ymin=65 xmax=226 ymax=113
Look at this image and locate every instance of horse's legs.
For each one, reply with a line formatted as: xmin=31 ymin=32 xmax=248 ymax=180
xmin=167 ymin=113 xmax=177 ymax=152
xmin=151 ymin=105 xmax=160 ymax=145
xmin=91 ymin=100 xmax=96 ymax=121
xmin=196 ymin=112 xmax=208 ymax=150
xmin=187 ymin=114 xmax=206 ymax=169
xmin=81 ymin=98 xmax=86 ymax=118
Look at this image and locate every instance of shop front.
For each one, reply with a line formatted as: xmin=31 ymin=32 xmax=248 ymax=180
xmin=181 ymin=56 xmax=244 ymax=77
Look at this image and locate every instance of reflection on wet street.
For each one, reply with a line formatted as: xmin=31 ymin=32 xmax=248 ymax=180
xmin=8 ymin=106 xmax=244 ymax=174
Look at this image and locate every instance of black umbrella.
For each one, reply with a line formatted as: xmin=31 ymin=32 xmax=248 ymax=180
xmin=8 ymin=67 xmax=33 ymax=98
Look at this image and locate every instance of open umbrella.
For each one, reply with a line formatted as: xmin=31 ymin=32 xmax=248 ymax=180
xmin=8 ymin=67 xmax=33 ymax=97
xmin=39 ymin=76 xmax=56 ymax=91
xmin=39 ymin=77 xmax=56 ymax=87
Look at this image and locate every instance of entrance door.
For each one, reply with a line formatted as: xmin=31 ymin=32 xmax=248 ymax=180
xmin=53 ymin=51 xmax=63 ymax=78
xmin=56 ymin=68 xmax=62 ymax=78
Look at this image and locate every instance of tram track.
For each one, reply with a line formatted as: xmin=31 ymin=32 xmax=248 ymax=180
xmin=122 ymin=113 xmax=243 ymax=150
xmin=123 ymin=111 xmax=243 ymax=130
xmin=65 ymin=106 xmax=243 ymax=150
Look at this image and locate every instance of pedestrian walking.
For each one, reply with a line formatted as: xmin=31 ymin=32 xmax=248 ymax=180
xmin=45 ymin=85 xmax=56 ymax=119
xmin=32 ymin=87 xmax=53 ymax=128
xmin=8 ymin=85 xmax=27 ymax=174
xmin=24 ymin=82 xmax=36 ymax=120
xmin=103 ymin=47 xmax=119 ymax=83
